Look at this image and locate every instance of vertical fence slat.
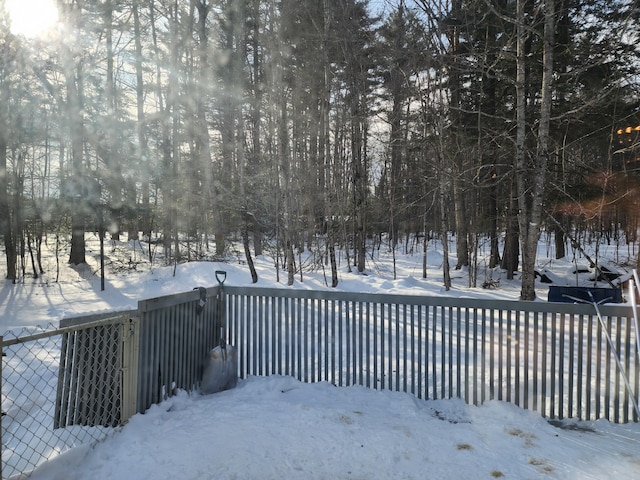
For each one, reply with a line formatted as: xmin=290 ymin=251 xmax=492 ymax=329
xmin=541 ymin=311 xmax=548 ymax=417
xmin=634 ymin=316 xmax=640 ymax=423
xmin=605 ymin=316 xmax=612 ymax=421
xmin=622 ymin=315 xmax=632 ymax=423
xmin=532 ymin=311 xmax=539 ymax=414
xmin=54 ymin=332 xmax=72 ymax=428
xmin=577 ymin=314 xmax=584 ymax=419
xmin=489 ymin=309 xmax=496 ymax=402
xmin=585 ymin=312 xmax=593 ymax=420
xmin=335 ymin=300 xmax=341 ymax=386
xmin=309 ymin=298 xmax=315 ymax=382
xmin=431 ymin=305 xmax=438 ymax=399
xmin=472 ymin=308 xmax=478 ymax=406
xmin=297 ymin=297 xmax=303 ymax=381
xmin=271 ymin=295 xmax=277 ymax=377
xmin=513 ymin=309 xmax=519 ymax=406
xmin=175 ymin=307 xmax=184 ymax=393
xmin=243 ymin=293 xmax=247 ymax=376
xmin=322 ymin=299 xmax=327 ymax=383
xmin=356 ymin=301 xmax=361 ymax=387
xmin=559 ymin=311 xmax=566 ymax=419
xmin=568 ymin=313 xmax=575 ymax=418
xmin=550 ymin=312 xmax=557 ymax=418
xmin=480 ymin=309 xmax=486 ymax=406
xmin=249 ymin=296 xmax=255 ymax=377
xmin=284 ymin=298 xmax=290 ymax=378
xmin=634 ymin=319 xmax=640 ymax=423
xmin=184 ymin=304 xmax=193 ymax=389
xmin=614 ymin=315 xmax=622 ymax=423
xmin=464 ymin=308 xmax=469 ymax=404
xmin=344 ymin=300 xmax=349 ymax=386
xmin=445 ymin=305 xmax=450 ymax=398
xmin=506 ymin=309 xmax=513 ymax=404
xmin=303 ymin=298 xmax=309 ymax=383
xmin=522 ymin=311 xmax=528 ymax=411
xmin=498 ymin=309 xmax=504 ymax=402
xmin=398 ymin=304 xmax=404 ymax=393
xmin=456 ymin=307 xmax=462 ymax=400
xmin=411 ymin=304 xmax=415 ymax=395
xmin=364 ymin=302 xmax=370 ymax=389
xmin=380 ymin=303 xmax=386 ymax=390
xmin=357 ymin=301 xmax=363 ymax=387
xmin=441 ymin=306 xmax=446 ymax=399
xmin=344 ymin=301 xmax=351 ymax=387
xmin=373 ymin=302 xmax=379 ymax=390
xmin=387 ymin=302 xmax=392 ymax=391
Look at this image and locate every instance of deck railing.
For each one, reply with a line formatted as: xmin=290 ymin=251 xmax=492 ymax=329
xmin=223 ymin=287 xmax=639 ymax=424
xmin=3 ymin=283 xmax=639 ymax=478
xmin=46 ymin=286 xmax=640 ymax=425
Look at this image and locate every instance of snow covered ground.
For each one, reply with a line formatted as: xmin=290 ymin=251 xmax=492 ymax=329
xmin=27 ymin=375 xmax=640 ymax=480
xmin=2 ymin=235 xmax=640 ymax=479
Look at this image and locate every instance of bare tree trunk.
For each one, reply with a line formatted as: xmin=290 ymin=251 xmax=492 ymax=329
xmin=250 ymin=0 xmax=263 ymax=258
xmin=515 ymin=0 xmax=528 ymax=293
xmin=488 ymin=191 xmax=501 ymax=268
xmin=168 ymin=1 xmax=181 ymax=264
xmin=67 ymin=66 xmax=86 ymax=266
xmin=133 ymin=0 xmax=150 ymax=240
xmin=55 ymin=2 xmax=87 ymax=266
xmin=439 ymin=178 xmax=451 ymax=291
xmin=438 ymin=154 xmax=451 ymax=291
xmin=194 ymin=0 xmax=215 ymax=255
xmin=327 ymin=211 xmax=341 ymax=290
xmin=422 ymin=210 xmax=428 ymax=279
xmin=502 ymin=179 xmax=520 ymax=279
xmin=447 ymin=0 xmax=469 ymax=271
xmin=238 ymin=106 xmax=258 ymax=283
xmin=150 ymin=0 xmax=174 ymax=262
xmin=104 ymin=0 xmax=123 ymax=241
xmin=286 ymin=240 xmax=295 ymax=286
xmin=553 ymin=217 xmax=566 ymax=259
xmin=517 ymin=0 xmax=555 ymax=300
xmin=242 ymin=215 xmax=258 ymax=283
xmin=0 ymin=80 xmax=16 ymax=281
xmin=322 ymin=0 xmax=337 ymax=287
xmin=453 ymin=177 xmax=469 ymax=269
xmin=388 ymin=3 xmax=407 ymax=248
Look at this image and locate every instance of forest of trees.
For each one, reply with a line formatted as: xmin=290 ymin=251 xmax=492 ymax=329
xmin=0 ymin=0 xmax=639 ymax=299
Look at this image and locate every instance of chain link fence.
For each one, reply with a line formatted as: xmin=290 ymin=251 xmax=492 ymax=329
xmin=1 ymin=318 xmax=130 ymax=479
xmin=1 ymin=287 xmax=219 ymax=480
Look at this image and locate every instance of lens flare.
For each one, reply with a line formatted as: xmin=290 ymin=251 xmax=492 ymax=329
xmin=6 ymin=0 xmax=59 ymax=38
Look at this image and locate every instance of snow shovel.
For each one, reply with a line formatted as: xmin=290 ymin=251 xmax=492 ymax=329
xmin=201 ymin=270 xmax=238 ymax=394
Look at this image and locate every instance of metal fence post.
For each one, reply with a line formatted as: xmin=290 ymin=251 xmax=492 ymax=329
xmin=121 ymin=317 xmax=140 ymax=423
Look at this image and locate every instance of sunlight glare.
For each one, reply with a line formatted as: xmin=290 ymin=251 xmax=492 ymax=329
xmin=6 ymin=0 xmax=59 ymax=38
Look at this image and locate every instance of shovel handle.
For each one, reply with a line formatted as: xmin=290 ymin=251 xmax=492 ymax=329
xmin=220 ymin=326 xmax=227 ymax=348
xmin=215 ymin=270 xmax=227 ymax=286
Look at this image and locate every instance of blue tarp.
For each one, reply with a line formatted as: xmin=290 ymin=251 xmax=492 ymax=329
xmin=548 ymin=285 xmax=623 ymax=304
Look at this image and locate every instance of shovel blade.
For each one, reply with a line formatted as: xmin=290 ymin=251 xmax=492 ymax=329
xmin=201 ymin=344 xmax=238 ymax=394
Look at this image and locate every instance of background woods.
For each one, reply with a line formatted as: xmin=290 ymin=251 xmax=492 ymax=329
xmin=0 ymin=0 xmax=639 ymax=298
